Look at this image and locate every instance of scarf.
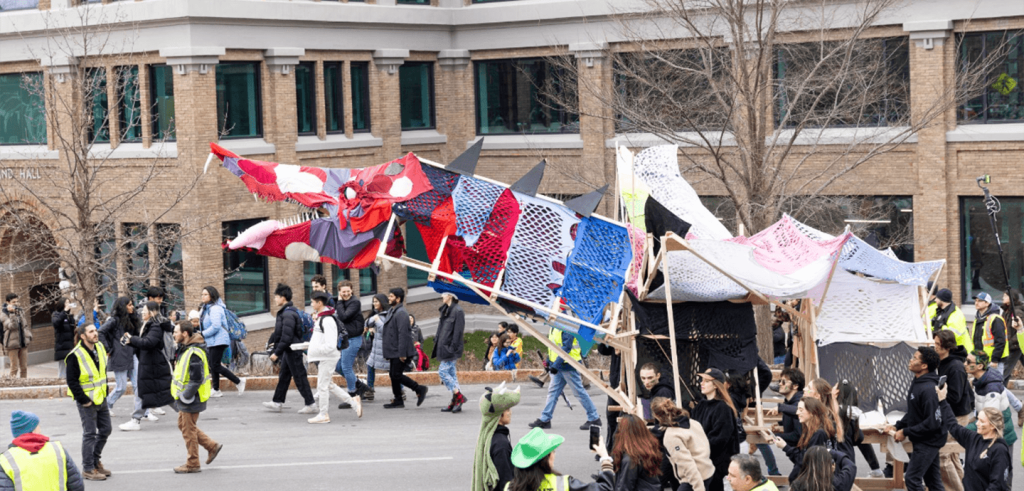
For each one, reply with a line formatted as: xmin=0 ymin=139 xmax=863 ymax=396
xmin=472 ymin=382 xmax=521 ymax=491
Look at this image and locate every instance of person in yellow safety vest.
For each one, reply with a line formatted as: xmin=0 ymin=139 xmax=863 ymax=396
xmin=170 ymin=321 xmax=223 ymax=474
xmin=971 ymin=292 xmax=1009 ymax=371
xmin=504 ymin=427 xmax=614 ymax=491
xmin=526 ymin=329 xmax=600 ymax=431
xmin=0 ymin=410 xmax=84 ymax=491
xmin=64 ymin=324 xmax=112 ymax=482
xmin=925 ymin=281 xmax=938 ymax=324
xmin=931 ymin=289 xmax=969 ymax=349
xmin=727 ymin=454 xmax=779 ymax=491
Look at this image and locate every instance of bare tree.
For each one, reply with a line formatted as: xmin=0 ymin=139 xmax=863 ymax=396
xmin=0 ymin=4 xmax=206 ymax=325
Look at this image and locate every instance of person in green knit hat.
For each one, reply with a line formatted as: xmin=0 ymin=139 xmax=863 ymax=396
xmin=473 ymin=382 xmax=521 ymax=491
xmin=503 ymin=423 xmax=615 ymax=491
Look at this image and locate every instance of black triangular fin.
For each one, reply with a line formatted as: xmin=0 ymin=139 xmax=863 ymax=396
xmin=447 ymin=139 xmax=484 ymax=176
xmin=564 ymin=185 xmax=608 ymax=218
xmin=510 ymin=160 xmax=546 ymax=197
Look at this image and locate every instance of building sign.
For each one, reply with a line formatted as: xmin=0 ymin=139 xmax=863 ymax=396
xmin=0 ymin=168 xmax=41 ymax=180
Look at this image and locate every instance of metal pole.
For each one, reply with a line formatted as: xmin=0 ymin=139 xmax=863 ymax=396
xmin=977 ymin=175 xmax=1018 ymax=326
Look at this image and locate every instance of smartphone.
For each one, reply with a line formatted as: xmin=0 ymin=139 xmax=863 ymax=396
xmin=938 ymin=375 xmax=947 ymax=389
xmin=589 ymin=425 xmax=601 ymax=449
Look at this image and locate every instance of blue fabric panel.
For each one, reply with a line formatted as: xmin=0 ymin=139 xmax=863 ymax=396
xmin=557 ymin=217 xmax=632 ymax=327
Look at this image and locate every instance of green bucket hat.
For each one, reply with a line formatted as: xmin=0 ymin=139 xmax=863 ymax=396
xmin=510 ymin=427 xmax=565 ymax=469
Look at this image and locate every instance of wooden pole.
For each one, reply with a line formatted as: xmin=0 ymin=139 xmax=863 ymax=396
xmin=662 ymin=235 xmax=684 ymax=409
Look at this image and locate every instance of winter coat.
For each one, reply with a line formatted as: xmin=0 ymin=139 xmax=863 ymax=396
xmin=830 ymin=449 xmax=857 ymax=491
xmin=490 ymin=425 xmax=514 ymax=491
xmin=269 ymin=302 xmax=302 ymax=357
xmin=382 ymin=303 xmax=415 ymax=360
xmin=974 ymin=304 xmax=1008 ymax=363
xmin=200 ymin=300 xmax=231 ymax=348
xmin=365 ymin=309 xmax=391 ymax=371
xmin=783 ymin=428 xmax=837 ymax=482
xmin=0 ymin=434 xmax=84 ymax=491
xmin=772 ymin=325 xmax=786 ymax=359
xmin=127 ymin=318 xmax=174 ymax=409
xmin=174 ymin=337 xmax=209 ymax=414
xmin=690 ymin=398 xmax=738 ymax=472
xmin=432 ymin=301 xmax=465 ymax=362
xmin=640 ymin=382 xmax=675 ymax=420
xmin=335 ymin=296 xmax=364 ymax=339
xmin=941 ymin=401 xmax=1012 ymax=491
xmin=0 ymin=304 xmax=31 ymax=350
xmin=940 ymin=346 xmax=974 ymax=417
xmin=613 ymin=453 xmax=661 ymax=491
xmin=662 ymin=416 xmax=715 ymax=491
xmin=51 ymin=310 xmax=77 ymax=361
xmin=970 ymin=368 xmax=1018 ymax=445
xmin=492 ymin=347 xmax=520 ymax=371
xmin=895 ymin=372 xmax=946 ymax=448
xmin=777 ymin=390 xmax=804 ymax=446
xmin=98 ymin=312 xmax=139 ymax=372
xmin=308 ymin=309 xmax=341 ymax=363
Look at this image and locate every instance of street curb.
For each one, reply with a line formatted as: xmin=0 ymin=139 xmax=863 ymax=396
xmin=0 ymin=369 xmax=607 ymax=400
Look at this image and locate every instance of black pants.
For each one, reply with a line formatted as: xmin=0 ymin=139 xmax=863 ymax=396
xmin=77 ymin=400 xmax=111 ymax=472
xmin=858 ymin=442 xmax=880 ymax=470
xmin=272 ymin=350 xmax=315 ymax=405
xmin=904 ymin=444 xmax=944 ymax=491
xmin=208 ymin=344 xmax=240 ymax=391
xmin=1002 ymin=348 xmax=1022 ymax=387
xmin=389 ymin=358 xmax=421 ymax=401
xmin=677 ymin=479 xmax=713 ymax=491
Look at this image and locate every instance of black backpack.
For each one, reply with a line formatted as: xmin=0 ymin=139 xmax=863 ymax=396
xmin=321 ymin=314 xmax=350 ymax=351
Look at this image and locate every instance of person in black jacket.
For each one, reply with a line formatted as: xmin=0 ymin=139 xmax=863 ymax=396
xmin=262 ymin=284 xmax=316 ymax=414
xmin=691 ymin=368 xmax=739 ymax=491
xmin=972 ymin=293 xmax=1008 ymax=371
xmin=99 ymin=297 xmax=140 ymax=411
xmin=789 ymin=446 xmax=856 ymax=491
xmin=119 ymin=302 xmax=175 ymax=431
xmin=52 ymin=298 xmax=77 ymax=378
xmin=434 ymin=293 xmax=466 ymax=412
xmin=938 ymin=387 xmax=1012 ymax=491
xmin=934 ymin=329 xmax=973 ymax=491
xmin=598 ymin=343 xmax=622 ymax=452
xmin=767 ymin=367 xmax=804 ymax=446
xmin=381 ymin=288 xmax=427 ymax=409
xmin=334 ymin=281 xmax=366 ymax=398
xmin=639 ymin=363 xmax=675 ymax=421
xmin=611 ymin=414 xmax=662 ymax=491
xmin=884 ymin=347 xmax=946 ymax=491
xmin=774 ymin=397 xmax=838 ymax=483
xmin=771 ymin=320 xmax=786 ymax=365
xmin=311 ymin=275 xmax=335 ymax=308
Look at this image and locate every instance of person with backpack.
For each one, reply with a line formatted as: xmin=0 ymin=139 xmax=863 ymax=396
xmin=262 ymin=284 xmax=317 ymax=414
xmin=307 ymin=291 xmax=361 ymax=423
xmin=334 ymin=281 xmax=365 ymax=401
xmin=433 ymin=292 xmax=466 ymax=413
xmin=364 ymin=293 xmax=391 ymax=402
xmin=199 ymin=286 xmax=245 ymax=398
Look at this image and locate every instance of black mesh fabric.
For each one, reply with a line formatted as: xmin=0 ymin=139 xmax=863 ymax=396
xmin=817 ymin=342 xmax=915 ymax=413
xmin=393 ymin=165 xmax=460 ymax=224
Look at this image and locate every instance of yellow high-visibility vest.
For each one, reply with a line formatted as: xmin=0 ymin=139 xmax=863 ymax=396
xmin=171 ymin=346 xmax=212 ymax=403
xmin=547 ymin=329 xmax=581 ymax=364
xmin=503 ymin=474 xmax=571 ymax=491
xmin=933 ymin=307 xmax=970 ymax=349
xmin=0 ymin=441 xmax=69 ymax=491
xmin=64 ymin=343 xmax=108 ymax=405
xmin=973 ymin=313 xmax=1009 ymax=360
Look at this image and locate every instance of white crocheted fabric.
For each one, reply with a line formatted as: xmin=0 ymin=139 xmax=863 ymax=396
xmin=631 ymin=145 xmax=732 ymax=240
xmin=811 ymin=272 xmax=929 ymax=345
xmin=451 ymin=176 xmax=504 ymax=247
xmin=499 ymin=193 xmax=580 ymax=311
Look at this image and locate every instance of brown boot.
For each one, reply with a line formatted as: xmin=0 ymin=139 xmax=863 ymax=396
xmin=82 ymin=469 xmax=107 ymax=481
xmin=1018 ymin=406 xmax=1024 ymax=428
xmin=173 ymin=465 xmax=201 ymax=474
xmin=206 ymin=443 xmax=223 ymax=465
xmin=95 ymin=460 xmax=112 ymax=476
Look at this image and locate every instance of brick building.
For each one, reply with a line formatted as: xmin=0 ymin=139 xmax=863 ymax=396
xmin=0 ymin=0 xmax=1022 ymax=363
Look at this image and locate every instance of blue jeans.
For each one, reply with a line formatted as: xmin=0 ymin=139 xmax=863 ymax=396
xmin=439 ymin=360 xmax=460 ymax=393
xmin=540 ymin=369 xmax=599 ymax=422
xmin=773 ymin=355 xmax=786 ymax=365
xmin=336 ymin=335 xmax=363 ymax=393
xmin=108 ymin=357 xmax=146 ymax=420
xmin=757 ymin=443 xmax=780 ymax=475
xmin=367 ymin=365 xmax=376 ymax=389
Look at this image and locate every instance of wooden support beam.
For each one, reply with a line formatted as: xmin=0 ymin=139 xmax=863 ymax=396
xmin=662 ymin=243 xmax=684 ymax=409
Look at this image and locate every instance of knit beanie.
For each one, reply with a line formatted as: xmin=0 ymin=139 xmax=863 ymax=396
xmin=10 ymin=411 xmax=39 ymax=438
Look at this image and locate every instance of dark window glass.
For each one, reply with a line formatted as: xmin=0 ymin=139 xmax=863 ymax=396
xmin=400 ymin=62 xmax=435 ymax=130
xmin=295 ymin=62 xmax=316 ymax=135
xmin=330 ymin=264 xmax=350 ymax=296
xmin=351 ymin=62 xmax=370 ymax=132
xmin=475 ymin=58 xmax=578 ymax=135
xmin=94 ymin=225 xmax=117 ymax=311
xmin=0 ymin=0 xmax=40 ymax=10
xmin=359 ymin=268 xmax=376 ymax=296
xmin=150 ymin=65 xmax=175 ymax=140
xmin=117 ymin=66 xmax=142 ymax=143
xmin=87 ymin=68 xmax=110 ymax=143
xmin=123 ymin=223 xmax=149 ymax=305
xmin=29 ymin=283 xmax=59 ymax=328
xmin=962 ymin=197 xmax=1024 ymax=303
xmin=0 ymin=72 xmax=46 ymax=145
xmin=397 ymin=0 xmax=429 ymax=4
xmin=155 ymin=223 xmax=184 ymax=311
xmin=223 ymin=218 xmax=269 ymax=315
xmin=405 ymin=224 xmax=429 ymax=288
xmin=303 ymin=261 xmax=322 ymax=306
xmin=774 ymin=38 xmax=910 ymax=128
xmin=216 ymin=62 xmax=262 ymax=139
xmin=324 ymin=62 xmax=344 ymax=133
xmin=958 ymin=31 xmax=1024 ymax=123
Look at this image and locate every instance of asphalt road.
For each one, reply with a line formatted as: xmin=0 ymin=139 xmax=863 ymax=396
xmin=4 ymin=383 xmax=1024 ymax=490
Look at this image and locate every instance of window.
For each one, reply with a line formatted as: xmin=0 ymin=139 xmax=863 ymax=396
xmin=223 ymin=219 xmax=269 ymax=315
xmin=295 ymin=62 xmax=316 ymax=135
xmin=961 ymin=197 xmax=1024 ymax=303
xmin=117 ymin=66 xmax=142 ymax=143
xmin=400 ymin=62 xmax=435 ymax=130
xmin=774 ymin=38 xmax=910 ymax=128
xmin=122 ymin=223 xmax=152 ymax=305
xmin=155 ymin=223 xmax=184 ymax=310
xmin=330 ymin=264 xmax=376 ymax=297
xmin=0 ymin=72 xmax=45 ymax=145
xmin=397 ymin=0 xmax=429 ymax=4
xmin=324 ymin=62 xmax=344 ymax=133
xmin=216 ymin=62 xmax=262 ymax=139
xmin=87 ymin=68 xmax=109 ymax=144
xmin=94 ymin=226 xmax=117 ymax=311
xmin=150 ymin=65 xmax=175 ymax=141
xmin=406 ymin=224 xmax=429 ymax=288
xmin=330 ymin=264 xmax=349 ymax=296
xmin=0 ymin=0 xmax=39 ymax=11
xmin=351 ymin=62 xmax=370 ymax=132
xmin=475 ymin=58 xmax=578 ymax=135
xmin=304 ymin=261 xmax=323 ymax=306
xmin=29 ymin=283 xmax=60 ymax=328
xmin=959 ymin=31 xmax=1024 ymax=123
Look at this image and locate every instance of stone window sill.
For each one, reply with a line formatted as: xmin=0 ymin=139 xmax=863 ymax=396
xmin=217 ymin=138 xmax=276 ymax=156
xmin=88 ymin=142 xmax=178 ymax=159
xmin=401 ymin=129 xmax=447 ymax=146
xmin=296 ymin=133 xmax=383 ymax=152
xmin=946 ymin=123 xmax=1024 ymax=143
xmin=607 ymin=127 xmax=917 ymax=148
xmin=471 ymin=134 xmax=583 ymax=150
xmin=0 ymin=145 xmax=58 ymax=160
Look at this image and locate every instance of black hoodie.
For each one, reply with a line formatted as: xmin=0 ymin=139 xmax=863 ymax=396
xmin=895 ymin=372 xmax=947 ymax=448
xmin=940 ymin=401 xmax=1012 ymax=491
xmin=938 ymin=345 xmax=974 ymax=417
xmin=640 ymin=381 xmax=675 ymax=420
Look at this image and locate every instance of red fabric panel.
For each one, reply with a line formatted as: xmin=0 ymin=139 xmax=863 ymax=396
xmin=447 ymin=189 xmax=520 ymax=288
xmin=350 ymin=153 xmax=432 ymax=203
xmin=348 ymin=199 xmax=393 ymax=234
xmin=236 ymin=159 xmax=279 ymax=185
xmin=414 ymin=197 xmax=459 ymax=275
xmin=256 ymin=221 xmax=312 ymax=259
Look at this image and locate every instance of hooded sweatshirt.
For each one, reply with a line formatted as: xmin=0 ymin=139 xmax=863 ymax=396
xmin=938 ymin=345 xmax=973 ymax=417
xmin=895 ymin=372 xmax=946 ymax=448
xmin=940 ymin=401 xmax=1012 ymax=491
xmin=0 ymin=433 xmax=85 ymax=491
xmin=308 ymin=308 xmax=341 ymax=362
xmin=641 ymin=381 xmax=675 ymax=420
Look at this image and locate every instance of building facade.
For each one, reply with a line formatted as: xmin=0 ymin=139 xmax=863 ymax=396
xmin=0 ymin=0 xmax=1023 ymax=361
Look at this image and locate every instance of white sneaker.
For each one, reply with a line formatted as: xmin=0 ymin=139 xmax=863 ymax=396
xmin=210 ymin=390 xmax=224 ymax=398
xmin=298 ymin=404 xmax=318 ymax=414
xmin=307 ymin=413 xmax=330 ymax=424
xmin=352 ymin=396 xmax=363 ymax=419
xmin=145 ymin=413 xmax=159 ymax=422
xmin=119 ymin=419 xmax=141 ymax=431
xmin=236 ymin=378 xmax=246 ymax=395
xmin=262 ymin=401 xmax=283 ymax=412
xmin=868 ymin=469 xmax=884 ymax=478
xmin=312 ymin=392 xmax=319 ymax=401
xmin=151 ymin=408 xmax=166 ymax=415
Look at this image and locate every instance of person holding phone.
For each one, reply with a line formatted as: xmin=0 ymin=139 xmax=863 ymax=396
xmin=504 ymin=427 xmax=615 ymax=491
xmin=610 ymin=414 xmax=661 ymax=491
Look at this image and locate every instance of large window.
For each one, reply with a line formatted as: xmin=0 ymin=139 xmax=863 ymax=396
xmin=962 ymin=197 xmax=1024 ymax=303
xmin=223 ymin=219 xmax=269 ymax=315
xmin=123 ymin=223 xmax=150 ymax=305
xmin=155 ymin=223 xmax=184 ymax=310
xmin=406 ymin=224 xmax=429 ymax=288
xmin=397 ymin=0 xmax=429 ymax=4
xmin=150 ymin=65 xmax=175 ymax=140
xmin=959 ymin=31 xmax=1024 ymax=123
xmin=295 ymin=62 xmax=316 ymax=135
xmin=117 ymin=66 xmax=142 ymax=143
xmin=304 ymin=261 xmax=322 ymax=306
xmin=87 ymin=68 xmax=109 ymax=144
xmin=351 ymin=62 xmax=370 ymax=132
xmin=400 ymin=62 xmax=435 ymax=130
xmin=475 ymin=58 xmax=578 ymax=135
xmin=216 ymin=62 xmax=262 ymax=139
xmin=324 ymin=62 xmax=345 ymax=133
xmin=774 ymin=38 xmax=909 ymax=128
xmin=0 ymin=72 xmax=45 ymax=145
xmin=0 ymin=0 xmax=39 ymax=11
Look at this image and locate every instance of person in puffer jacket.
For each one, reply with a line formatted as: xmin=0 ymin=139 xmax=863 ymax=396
xmin=966 ymin=350 xmax=1018 ymax=445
